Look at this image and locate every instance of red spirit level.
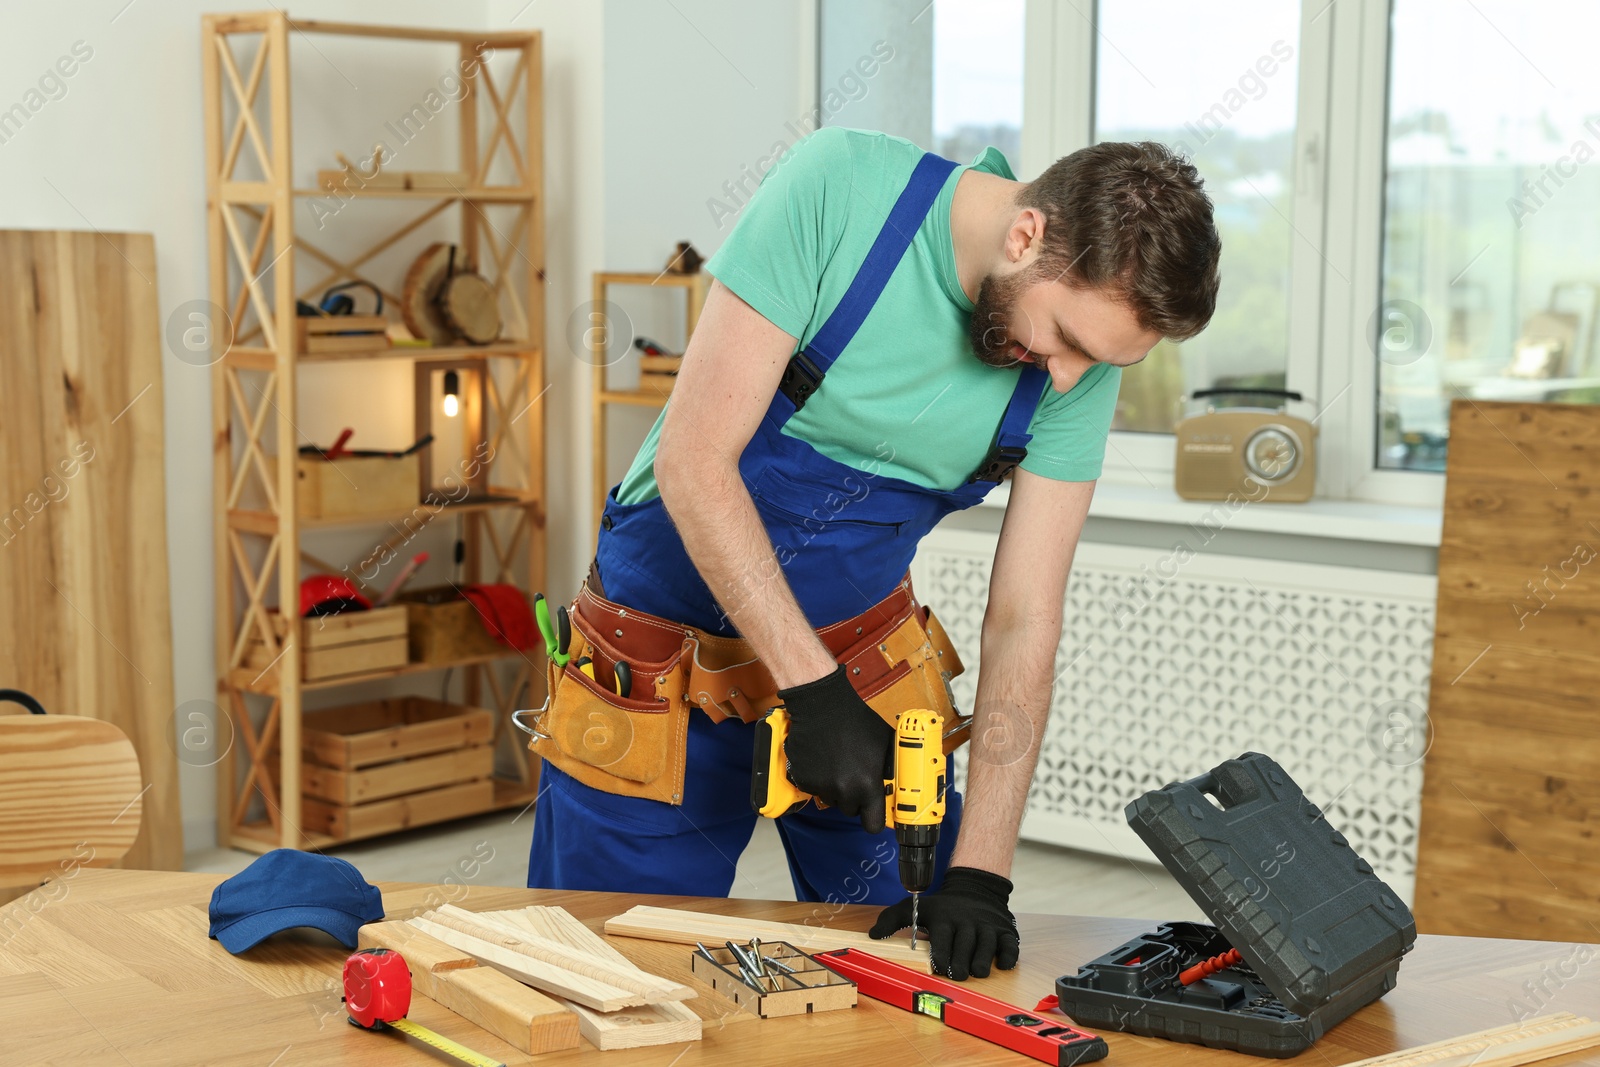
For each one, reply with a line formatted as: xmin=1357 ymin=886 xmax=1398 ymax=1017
xmin=816 ymin=948 xmax=1108 ymax=1066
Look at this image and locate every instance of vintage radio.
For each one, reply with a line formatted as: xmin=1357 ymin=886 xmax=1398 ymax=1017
xmin=1173 ymin=389 xmax=1317 ymax=503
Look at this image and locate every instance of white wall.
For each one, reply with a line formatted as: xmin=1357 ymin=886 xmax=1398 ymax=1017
xmin=486 ymin=0 xmax=607 ymax=604
xmin=0 ymin=0 xmax=810 ymax=853
xmin=594 ymin=0 xmax=813 ymax=492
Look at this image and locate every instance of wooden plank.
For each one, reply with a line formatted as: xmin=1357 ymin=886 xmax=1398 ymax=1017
xmin=602 ymin=905 xmax=931 ymax=971
xmin=317 ymin=169 xmax=469 ymax=192
xmin=285 ymin=19 xmax=533 ymax=45
xmin=1335 ymin=1013 xmax=1600 ymax=1067
xmin=483 ymin=906 xmax=701 ymax=1051
xmin=434 ymin=965 xmax=583 ymax=1056
xmin=0 ymin=229 xmax=181 ymax=876
xmin=408 ymin=915 xmax=646 ymax=1012
xmin=205 ymin=15 xmax=238 ymax=868
xmin=358 ymin=921 xmax=580 ymax=1055
xmin=1415 ymin=400 xmax=1600 ymax=941
xmin=358 ymin=920 xmax=478 ymax=980
xmin=426 ymin=905 xmax=692 ymax=1003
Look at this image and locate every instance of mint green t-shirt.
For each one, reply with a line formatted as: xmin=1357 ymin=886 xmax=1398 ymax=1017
xmin=615 ymin=127 xmax=1120 ymax=504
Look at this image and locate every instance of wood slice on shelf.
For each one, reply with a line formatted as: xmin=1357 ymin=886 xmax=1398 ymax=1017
xmin=441 ymin=272 xmax=501 ymax=344
xmin=401 ymin=242 xmax=501 ymax=346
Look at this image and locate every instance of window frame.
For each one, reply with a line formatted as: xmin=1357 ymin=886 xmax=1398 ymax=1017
xmin=1065 ymin=0 xmax=1348 ymax=497
xmin=816 ymin=0 xmax=1462 ymax=508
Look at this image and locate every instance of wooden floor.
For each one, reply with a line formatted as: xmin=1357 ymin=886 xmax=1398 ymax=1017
xmin=186 ymin=810 xmax=1206 ymax=922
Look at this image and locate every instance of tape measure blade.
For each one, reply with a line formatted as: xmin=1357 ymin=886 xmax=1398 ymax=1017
xmin=389 ymin=1017 xmax=505 ymax=1067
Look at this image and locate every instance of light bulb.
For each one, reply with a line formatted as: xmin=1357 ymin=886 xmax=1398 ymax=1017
xmin=442 ymin=369 xmax=460 ymax=417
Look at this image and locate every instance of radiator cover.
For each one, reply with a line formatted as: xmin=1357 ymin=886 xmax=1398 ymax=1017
xmin=911 ymin=530 xmax=1436 ymax=901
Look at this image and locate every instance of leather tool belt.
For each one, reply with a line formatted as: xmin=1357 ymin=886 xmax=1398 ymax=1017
xmin=517 ymin=571 xmax=968 ymax=805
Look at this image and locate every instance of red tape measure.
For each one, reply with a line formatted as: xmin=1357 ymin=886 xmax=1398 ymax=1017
xmin=342 ymin=949 xmax=504 ymax=1067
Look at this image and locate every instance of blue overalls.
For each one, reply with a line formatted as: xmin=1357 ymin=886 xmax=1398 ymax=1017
xmin=528 ymin=153 xmax=1049 ymax=905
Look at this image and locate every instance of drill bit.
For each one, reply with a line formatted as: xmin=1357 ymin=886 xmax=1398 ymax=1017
xmin=910 ymin=891 xmax=921 ymax=950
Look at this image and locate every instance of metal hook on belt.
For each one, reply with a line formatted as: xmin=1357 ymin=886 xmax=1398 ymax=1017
xmin=511 ymin=696 xmax=552 ymax=742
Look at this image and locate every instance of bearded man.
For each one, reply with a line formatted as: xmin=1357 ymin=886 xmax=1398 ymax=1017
xmin=527 ymin=127 xmax=1221 ymax=981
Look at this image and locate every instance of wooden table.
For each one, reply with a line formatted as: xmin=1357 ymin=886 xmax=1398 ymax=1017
xmin=3 ymin=869 xmax=1597 ymax=1066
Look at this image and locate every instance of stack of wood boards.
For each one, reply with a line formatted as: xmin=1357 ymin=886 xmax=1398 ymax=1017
xmin=408 ymin=904 xmax=702 ymax=1050
xmin=358 ymin=919 xmax=580 ymax=1054
xmin=603 ymin=904 xmax=931 ymax=971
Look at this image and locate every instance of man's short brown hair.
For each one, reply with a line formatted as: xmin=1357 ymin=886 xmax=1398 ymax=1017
xmin=1019 ymin=141 xmax=1221 ymax=341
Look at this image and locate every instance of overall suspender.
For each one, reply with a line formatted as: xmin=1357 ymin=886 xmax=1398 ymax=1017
xmin=771 ymin=150 xmax=1050 ymax=487
xmin=776 ymin=152 xmax=960 ymax=413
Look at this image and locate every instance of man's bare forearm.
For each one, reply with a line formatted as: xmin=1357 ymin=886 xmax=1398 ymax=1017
xmin=656 ymin=449 xmax=836 ymax=689
xmin=947 ymin=633 xmax=1056 ymax=878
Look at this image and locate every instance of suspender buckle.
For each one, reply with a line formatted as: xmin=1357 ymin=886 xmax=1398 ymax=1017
xmin=967 ymin=443 xmax=1028 ymax=484
xmin=778 ymin=351 xmax=825 ymax=411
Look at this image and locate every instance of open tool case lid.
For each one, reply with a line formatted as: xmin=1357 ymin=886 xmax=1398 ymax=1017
xmin=1056 ymin=752 xmax=1417 ymax=1057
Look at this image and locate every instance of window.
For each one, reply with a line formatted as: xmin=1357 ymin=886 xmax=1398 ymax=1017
xmin=818 ymin=0 xmax=1024 ymax=165
xmin=1377 ymin=0 xmax=1600 ymax=471
xmin=1095 ymin=0 xmax=1303 ymax=434
xmin=930 ymin=1 xmax=1024 ymax=164
xmin=817 ymin=0 xmax=1600 ymax=500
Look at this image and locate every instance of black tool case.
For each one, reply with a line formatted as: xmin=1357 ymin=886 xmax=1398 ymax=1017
xmin=1055 ymin=752 xmax=1417 ymax=1057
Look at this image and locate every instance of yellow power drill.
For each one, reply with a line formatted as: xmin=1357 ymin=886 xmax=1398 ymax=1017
xmin=751 ymin=706 xmax=947 ymax=947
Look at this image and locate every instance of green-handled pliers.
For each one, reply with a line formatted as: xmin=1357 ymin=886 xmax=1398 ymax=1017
xmin=533 ymin=593 xmax=571 ymax=666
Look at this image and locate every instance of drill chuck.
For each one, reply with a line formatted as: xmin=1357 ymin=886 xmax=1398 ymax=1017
xmin=896 ymin=823 xmax=940 ymax=895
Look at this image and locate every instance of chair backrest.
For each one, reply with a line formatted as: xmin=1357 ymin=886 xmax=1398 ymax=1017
xmin=0 ymin=714 xmax=144 ymax=886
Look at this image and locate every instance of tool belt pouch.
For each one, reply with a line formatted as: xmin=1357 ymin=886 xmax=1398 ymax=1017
xmin=684 ymin=596 xmax=971 ymax=755
xmin=838 ymin=603 xmax=970 ymax=755
xmin=527 ymin=615 xmax=692 ymax=805
xmin=528 ymin=576 xmax=970 ymax=804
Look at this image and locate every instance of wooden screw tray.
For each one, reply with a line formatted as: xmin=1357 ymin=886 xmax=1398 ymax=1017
xmin=689 ymin=941 xmax=856 ymax=1019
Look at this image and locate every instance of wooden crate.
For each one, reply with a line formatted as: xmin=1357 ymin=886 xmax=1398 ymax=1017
xmin=285 ymin=698 xmax=498 ymax=840
xmin=273 ymin=453 xmax=419 ymax=520
xmin=301 ymin=778 xmax=495 ymax=840
xmin=639 ymin=370 xmax=678 ymax=395
xmin=301 ymin=744 xmax=492 ymax=805
xmin=295 ymin=314 xmax=391 ymax=354
xmin=245 ymin=606 xmax=409 ymax=682
xmin=399 ymin=586 xmax=505 ymax=663
xmin=300 ymin=697 xmax=494 ymax=769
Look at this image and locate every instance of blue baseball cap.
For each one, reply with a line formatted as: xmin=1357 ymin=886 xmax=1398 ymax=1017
xmin=208 ymin=849 xmax=384 ymax=954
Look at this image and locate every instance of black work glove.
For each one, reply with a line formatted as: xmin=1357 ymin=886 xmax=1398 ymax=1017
xmin=779 ymin=665 xmax=894 ymax=834
xmin=870 ymin=867 xmax=1020 ymax=981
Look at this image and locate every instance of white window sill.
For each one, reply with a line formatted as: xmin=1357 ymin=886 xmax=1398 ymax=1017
xmin=978 ymin=481 xmax=1443 ymax=547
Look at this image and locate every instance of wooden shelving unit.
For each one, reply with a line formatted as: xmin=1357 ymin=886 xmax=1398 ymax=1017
xmin=202 ymin=13 xmax=547 ymax=852
xmin=590 ymin=271 xmax=709 ymax=527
